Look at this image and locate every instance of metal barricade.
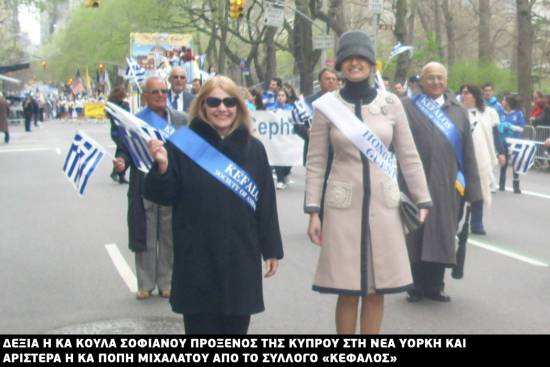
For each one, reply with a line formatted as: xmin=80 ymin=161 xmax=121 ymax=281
xmin=532 ymin=126 xmax=550 ymax=169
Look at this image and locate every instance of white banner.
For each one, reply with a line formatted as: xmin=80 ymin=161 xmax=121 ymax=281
xmin=251 ymin=110 xmax=304 ymax=166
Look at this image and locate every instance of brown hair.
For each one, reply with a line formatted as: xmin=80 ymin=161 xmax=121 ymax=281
xmin=108 ymin=86 xmax=127 ymax=103
xmin=188 ymin=75 xmax=251 ymax=134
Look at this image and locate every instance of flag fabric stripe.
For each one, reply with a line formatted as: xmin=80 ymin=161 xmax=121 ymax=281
xmin=62 ymin=131 xmax=106 ymax=196
xmin=106 ymin=102 xmax=166 ymax=173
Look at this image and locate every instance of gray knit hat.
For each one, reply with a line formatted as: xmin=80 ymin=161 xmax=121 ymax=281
xmin=335 ymin=31 xmax=376 ymax=71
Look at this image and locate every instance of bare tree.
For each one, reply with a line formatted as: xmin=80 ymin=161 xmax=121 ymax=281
xmin=478 ymin=0 xmax=492 ymax=60
xmin=441 ymin=0 xmax=456 ymax=65
xmin=393 ymin=0 xmax=410 ymax=83
xmin=516 ymin=0 xmax=535 ymax=114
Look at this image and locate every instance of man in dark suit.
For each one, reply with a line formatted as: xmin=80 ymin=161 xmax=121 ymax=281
xmin=114 ymin=76 xmax=187 ymax=300
xmin=168 ymin=67 xmax=194 ymax=113
xmin=295 ymin=69 xmax=339 ymax=164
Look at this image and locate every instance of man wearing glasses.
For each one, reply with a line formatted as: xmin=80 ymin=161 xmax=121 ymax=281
xmin=400 ymin=62 xmax=481 ymax=304
xmin=114 ymin=76 xmax=187 ymax=300
xmin=168 ymin=67 xmax=195 ymax=113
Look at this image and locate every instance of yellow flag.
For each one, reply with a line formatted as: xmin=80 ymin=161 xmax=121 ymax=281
xmin=85 ymin=67 xmax=93 ymax=93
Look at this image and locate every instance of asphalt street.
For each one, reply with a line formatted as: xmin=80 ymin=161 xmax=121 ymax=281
xmin=1 ymin=119 xmax=549 ymax=334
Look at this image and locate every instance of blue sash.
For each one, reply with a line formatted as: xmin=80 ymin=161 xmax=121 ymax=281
xmin=138 ymin=108 xmax=259 ymax=211
xmin=413 ymin=94 xmax=466 ymax=196
xmin=168 ymin=127 xmax=259 ymax=211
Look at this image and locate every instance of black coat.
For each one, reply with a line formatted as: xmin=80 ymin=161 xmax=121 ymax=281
xmin=144 ymin=118 xmax=284 ymax=316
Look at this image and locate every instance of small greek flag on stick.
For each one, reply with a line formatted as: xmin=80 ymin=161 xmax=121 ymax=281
xmin=125 ymin=57 xmax=146 ymax=92
xmin=506 ymin=137 xmax=537 ymax=175
xmin=62 ymin=130 xmax=106 ymax=196
xmin=291 ymin=96 xmax=313 ymax=127
xmin=105 ymin=102 xmax=165 ymax=173
xmin=389 ymin=42 xmax=414 ymax=60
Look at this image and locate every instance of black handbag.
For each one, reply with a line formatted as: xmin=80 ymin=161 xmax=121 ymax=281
xmin=400 ymin=192 xmax=422 ymax=233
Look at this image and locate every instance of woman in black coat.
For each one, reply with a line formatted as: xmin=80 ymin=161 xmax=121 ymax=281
xmin=144 ymin=76 xmax=284 ymax=334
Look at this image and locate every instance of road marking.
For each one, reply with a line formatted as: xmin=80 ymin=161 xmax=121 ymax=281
xmin=504 ymin=187 xmax=550 ymax=200
xmin=104 ymin=243 xmax=137 ymax=292
xmin=0 ymin=147 xmax=51 ymax=153
xmin=468 ymin=238 xmax=549 ymax=267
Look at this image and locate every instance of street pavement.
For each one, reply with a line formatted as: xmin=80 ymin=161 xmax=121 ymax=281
xmin=1 ymin=119 xmax=549 ymax=334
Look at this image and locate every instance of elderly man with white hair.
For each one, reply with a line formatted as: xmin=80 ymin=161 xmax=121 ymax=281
xmin=400 ymin=62 xmax=482 ymax=303
xmin=168 ymin=66 xmax=195 ymax=113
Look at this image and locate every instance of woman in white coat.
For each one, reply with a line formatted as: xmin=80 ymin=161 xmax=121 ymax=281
xmin=460 ymin=84 xmax=506 ymax=234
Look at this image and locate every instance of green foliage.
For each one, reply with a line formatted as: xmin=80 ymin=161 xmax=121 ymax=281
xmin=448 ymin=61 xmax=517 ymax=94
xmin=38 ymin=0 xmax=177 ymax=83
xmin=412 ymin=32 xmax=444 ymax=67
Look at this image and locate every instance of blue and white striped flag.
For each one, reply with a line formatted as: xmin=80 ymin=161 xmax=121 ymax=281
xmin=117 ymin=123 xmax=164 ymax=173
xmin=105 ymin=102 xmax=165 ymax=173
xmin=62 ymin=131 xmax=106 ymax=196
xmin=291 ymin=95 xmax=313 ymax=127
xmin=390 ymin=42 xmax=414 ymax=60
xmin=506 ymin=137 xmax=537 ymax=175
xmin=125 ymin=57 xmax=146 ymax=91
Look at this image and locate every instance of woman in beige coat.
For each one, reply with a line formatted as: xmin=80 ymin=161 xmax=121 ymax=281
xmin=305 ymin=31 xmax=432 ymax=334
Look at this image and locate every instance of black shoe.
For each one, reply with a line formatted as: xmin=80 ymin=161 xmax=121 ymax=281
xmin=406 ymin=290 xmax=424 ymax=303
xmin=471 ymin=227 xmax=486 ymax=235
xmin=513 ymin=188 xmax=521 ymax=194
xmin=118 ymin=177 xmax=129 ymax=184
xmin=424 ymin=291 xmax=451 ymax=302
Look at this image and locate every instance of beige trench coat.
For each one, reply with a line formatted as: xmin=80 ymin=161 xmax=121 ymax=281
xmin=305 ymin=90 xmax=432 ymax=294
xmin=469 ymin=107 xmax=499 ymax=207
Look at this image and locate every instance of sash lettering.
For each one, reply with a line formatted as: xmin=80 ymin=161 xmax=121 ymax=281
xmin=413 ymin=94 xmax=466 ymax=196
xmin=168 ymin=127 xmax=259 ymax=211
xmin=313 ymin=92 xmax=398 ymax=183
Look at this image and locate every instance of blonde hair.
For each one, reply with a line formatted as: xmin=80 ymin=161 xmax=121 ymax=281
xmin=189 ymin=75 xmax=251 ymax=134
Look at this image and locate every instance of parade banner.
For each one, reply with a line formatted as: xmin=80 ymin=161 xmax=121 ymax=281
xmin=130 ymin=32 xmax=195 ymax=80
xmin=251 ymin=110 xmax=304 ymax=166
xmin=84 ymin=102 xmax=106 ymax=119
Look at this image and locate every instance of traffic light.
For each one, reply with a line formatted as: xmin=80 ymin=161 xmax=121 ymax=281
xmin=84 ymin=0 xmax=99 ymax=8
xmin=229 ymin=0 xmax=245 ymax=20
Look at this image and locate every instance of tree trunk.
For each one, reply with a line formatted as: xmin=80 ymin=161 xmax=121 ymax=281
xmin=264 ymin=26 xmax=278 ymax=90
xmin=393 ymin=0 xmax=409 ymax=83
xmin=293 ymin=0 xmax=320 ymax=95
xmin=441 ymin=0 xmax=455 ymax=66
xmin=516 ymin=0 xmax=534 ymax=116
xmin=432 ymin=0 xmax=445 ymax=61
xmin=478 ymin=0 xmax=491 ymax=61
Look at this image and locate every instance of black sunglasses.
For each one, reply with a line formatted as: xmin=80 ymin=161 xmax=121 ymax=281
xmin=205 ymin=96 xmax=239 ymax=108
xmin=147 ymin=89 xmax=169 ymax=95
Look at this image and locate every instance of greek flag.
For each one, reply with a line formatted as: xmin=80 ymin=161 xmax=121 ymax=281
xmin=117 ymin=124 xmax=164 ymax=173
xmin=62 ymin=131 xmax=106 ymax=196
xmin=506 ymin=138 xmax=537 ymax=175
xmin=390 ymin=42 xmax=414 ymax=60
xmin=105 ymin=102 xmax=166 ymax=173
xmin=291 ymin=96 xmax=313 ymax=126
xmin=125 ymin=57 xmax=146 ymax=85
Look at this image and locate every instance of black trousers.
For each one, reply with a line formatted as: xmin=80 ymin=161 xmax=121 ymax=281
xmin=273 ymin=166 xmax=291 ymax=183
xmin=183 ymin=313 xmax=251 ymax=335
xmin=410 ymin=262 xmax=446 ymax=294
xmin=499 ymin=145 xmax=520 ymax=189
xmin=24 ymin=116 xmax=32 ymax=132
